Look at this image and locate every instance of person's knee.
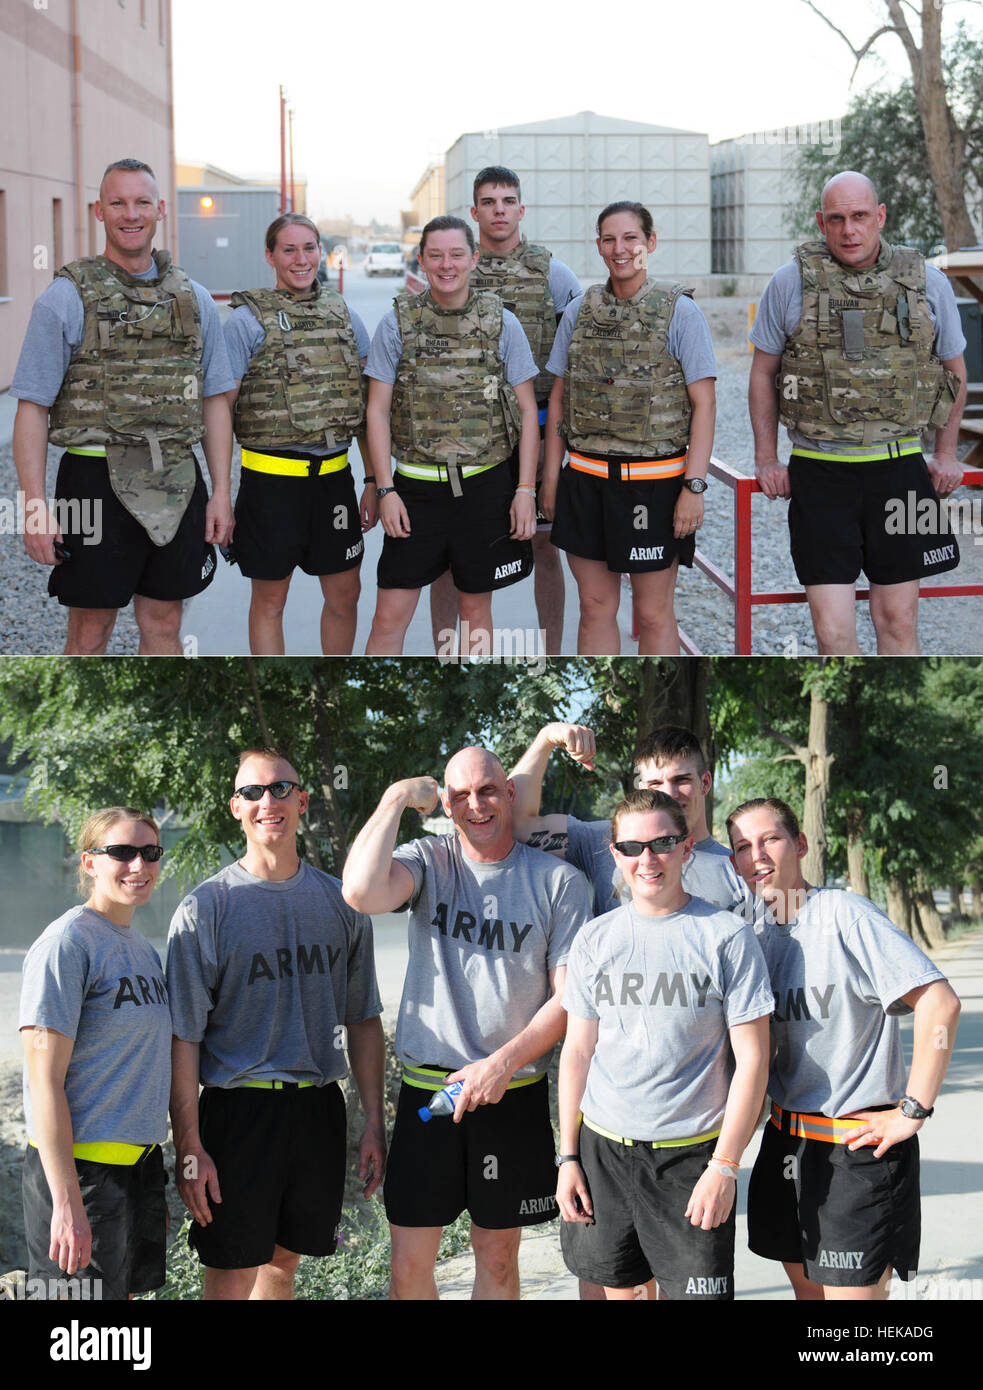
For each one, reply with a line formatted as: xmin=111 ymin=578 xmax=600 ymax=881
xmin=66 ymin=609 xmax=117 ymax=654
xmin=252 ymin=585 xmax=290 ymax=621
xmin=470 ymin=1226 xmax=520 ymax=1284
xmin=134 ymin=599 xmax=182 ymax=643
xmin=321 ymin=570 xmax=361 ymax=618
xmin=267 ymin=1245 xmax=301 ymax=1276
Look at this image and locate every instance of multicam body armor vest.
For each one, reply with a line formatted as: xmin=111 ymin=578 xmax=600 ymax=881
xmin=563 ymin=279 xmax=693 ymax=456
xmin=230 ymin=282 xmax=365 ymax=451
xmin=47 ymin=251 xmax=204 ymax=546
xmin=390 ymin=290 xmax=520 ymax=487
xmin=469 ymin=238 xmax=556 ymax=402
xmin=779 ymin=239 xmax=959 ymax=445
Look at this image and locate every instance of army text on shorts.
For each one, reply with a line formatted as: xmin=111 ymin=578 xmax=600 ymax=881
xmin=47 ymin=450 xmax=216 ymax=609
xmin=550 ymin=451 xmax=697 ymax=573
xmin=231 ymin=449 xmax=364 ymax=580
xmin=376 ymin=465 xmax=532 ymax=594
xmin=383 ymin=1072 xmax=558 ymax=1230
xmin=788 ymin=448 xmax=960 ymax=586
xmin=748 ymin=1113 xmax=920 ymax=1286
xmin=559 ymin=1128 xmax=734 ymax=1298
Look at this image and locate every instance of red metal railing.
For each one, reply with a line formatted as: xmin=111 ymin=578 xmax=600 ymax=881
xmin=639 ymin=458 xmax=983 ymax=655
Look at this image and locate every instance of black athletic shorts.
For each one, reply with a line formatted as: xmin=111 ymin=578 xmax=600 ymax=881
xmin=231 ymin=451 xmax=364 ymax=580
xmin=788 ymin=450 xmax=960 ymax=587
xmin=747 ymin=1116 xmax=921 ymax=1286
xmin=550 ymin=453 xmax=696 ymax=573
xmin=376 ymin=465 xmax=532 ymax=594
xmin=22 ymin=1142 xmax=166 ymax=1300
xmin=189 ymin=1083 xmax=346 ymax=1269
xmin=559 ymin=1127 xmax=734 ymax=1298
xmin=47 ymin=450 xmax=216 ymax=609
xmin=383 ymin=1072 xmax=557 ymax=1230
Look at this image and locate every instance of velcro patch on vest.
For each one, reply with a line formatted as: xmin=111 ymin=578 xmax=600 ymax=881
xmin=424 ymin=337 xmax=451 ymax=352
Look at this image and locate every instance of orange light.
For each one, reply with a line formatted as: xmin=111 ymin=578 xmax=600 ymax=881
xmin=200 ymin=196 xmax=214 ymax=210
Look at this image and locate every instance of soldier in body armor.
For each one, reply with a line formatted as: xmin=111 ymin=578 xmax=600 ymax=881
xmin=429 ymin=167 xmax=582 ymax=656
xmin=224 ymin=214 xmax=371 ymax=655
xmin=11 ymin=159 xmax=234 ymax=655
xmin=363 ymin=215 xmax=540 ymax=655
xmin=749 ymin=171 xmax=968 ymax=656
xmin=540 ymin=202 xmax=716 ymax=656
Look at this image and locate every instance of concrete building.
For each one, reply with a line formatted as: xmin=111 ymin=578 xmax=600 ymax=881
xmin=408 ymin=159 xmax=445 ymax=228
xmin=0 ymin=0 xmax=176 ymax=388
xmin=710 ymin=124 xmax=835 ymax=278
xmin=444 ymin=111 xmax=711 ymax=282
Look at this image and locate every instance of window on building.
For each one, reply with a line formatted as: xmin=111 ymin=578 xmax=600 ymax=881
xmin=88 ymin=203 xmax=98 ymax=256
xmin=0 ymin=190 xmax=8 ymax=296
xmin=52 ymin=198 xmax=64 ymax=272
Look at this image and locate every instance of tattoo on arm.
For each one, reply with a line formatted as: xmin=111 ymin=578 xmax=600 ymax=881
xmin=528 ymin=830 xmax=569 ymax=854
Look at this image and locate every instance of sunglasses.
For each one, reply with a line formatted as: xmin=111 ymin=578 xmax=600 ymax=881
xmin=89 ymin=845 xmax=164 ymax=863
xmin=234 ymin=781 xmax=300 ymax=801
xmin=612 ymin=835 xmax=687 ymax=856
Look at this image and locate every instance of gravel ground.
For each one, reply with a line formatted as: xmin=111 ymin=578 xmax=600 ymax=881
xmin=2 ymin=295 xmax=980 ymax=656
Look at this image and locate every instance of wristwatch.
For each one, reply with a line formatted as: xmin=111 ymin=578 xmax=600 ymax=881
xmin=899 ymin=1095 xmax=934 ymax=1119
xmin=555 ymin=1153 xmax=580 ymax=1168
xmin=682 ymin=477 xmax=708 ymax=494
xmin=376 ymin=487 xmax=398 ymax=500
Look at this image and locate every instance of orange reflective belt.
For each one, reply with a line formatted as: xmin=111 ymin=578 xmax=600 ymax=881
xmin=568 ymin=451 xmax=687 ymax=482
xmin=770 ymin=1101 xmax=866 ymax=1145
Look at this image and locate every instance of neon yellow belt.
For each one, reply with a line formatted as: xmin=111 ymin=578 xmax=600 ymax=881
xmin=65 ymin=447 xmax=108 ymax=457
xmin=241 ymin=447 xmax=349 ymax=476
xmin=395 ymin=458 xmax=501 ymax=484
xmin=401 ymin=1063 xmax=544 ymax=1093
xmin=240 ymin=1079 xmax=316 ymax=1090
xmin=582 ymin=1116 xmax=721 ymax=1149
xmin=792 ymin=436 xmax=921 ymax=463
xmin=30 ymin=1139 xmax=157 ymax=1166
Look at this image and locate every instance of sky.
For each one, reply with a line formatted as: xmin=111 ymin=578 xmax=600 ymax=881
xmin=171 ymin=0 xmax=961 ymax=223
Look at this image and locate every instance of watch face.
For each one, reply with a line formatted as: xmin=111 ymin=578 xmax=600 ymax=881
xmin=685 ymin=478 xmax=707 ymax=493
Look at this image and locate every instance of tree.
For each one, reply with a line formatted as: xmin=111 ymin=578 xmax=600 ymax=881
xmin=801 ymin=1 xmax=983 ymax=249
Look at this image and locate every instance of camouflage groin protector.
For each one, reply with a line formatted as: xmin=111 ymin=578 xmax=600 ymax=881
xmin=470 ymin=238 xmax=556 ymax=401
xmin=563 ymin=279 xmax=693 ymax=456
xmin=48 ymin=252 xmax=203 ymax=546
xmin=390 ymin=290 xmax=519 ymax=476
xmin=230 ymin=282 xmax=365 ymax=451
xmin=779 ymin=239 xmax=960 ymax=445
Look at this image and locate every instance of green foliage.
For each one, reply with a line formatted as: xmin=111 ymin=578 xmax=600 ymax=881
xmin=789 ymin=22 xmax=983 ymax=252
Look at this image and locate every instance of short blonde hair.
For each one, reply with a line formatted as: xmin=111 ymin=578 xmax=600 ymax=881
xmin=76 ymin=807 xmax=160 ymax=897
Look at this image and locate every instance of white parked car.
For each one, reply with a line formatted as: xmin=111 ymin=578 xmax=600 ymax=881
xmin=364 ymin=242 xmax=404 ymax=277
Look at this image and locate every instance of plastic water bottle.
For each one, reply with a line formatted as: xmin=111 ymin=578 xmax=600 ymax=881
xmin=418 ymin=1081 xmax=464 ymax=1122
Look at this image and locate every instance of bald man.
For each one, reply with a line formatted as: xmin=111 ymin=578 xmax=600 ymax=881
xmin=343 ymin=747 xmax=590 ymax=1300
xmin=749 ymin=169 xmax=967 ymax=656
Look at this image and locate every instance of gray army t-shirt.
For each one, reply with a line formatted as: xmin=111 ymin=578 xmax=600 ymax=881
xmin=749 ymin=257 xmax=966 ymax=455
xmin=166 ymin=860 xmax=382 ymax=1088
xmin=20 ymin=906 xmax=171 ymax=1144
xmin=758 ymin=887 xmax=946 ymax=1115
xmin=392 ymin=832 xmax=591 ymax=1077
xmin=564 ymin=898 xmax=773 ymax=1140
xmin=223 ymin=301 xmax=372 ymax=381
xmin=11 ymin=266 xmax=235 ymax=408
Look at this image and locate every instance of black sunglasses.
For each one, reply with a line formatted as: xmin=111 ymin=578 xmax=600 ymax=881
xmin=612 ymin=835 xmax=686 ymax=856
xmin=234 ymin=781 xmax=300 ymax=801
xmin=89 ymin=844 xmax=164 ymax=863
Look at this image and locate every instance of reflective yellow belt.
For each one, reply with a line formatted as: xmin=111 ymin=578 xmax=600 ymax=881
xmin=568 ymin=451 xmax=687 ymax=481
xmin=30 ymin=1139 xmax=157 ymax=1165
xmin=240 ymin=1079 xmax=316 ymax=1090
xmin=395 ymin=458 xmax=500 ymax=484
xmin=792 ymin=436 xmax=921 ymax=464
xmin=65 ymin=447 xmax=108 ymax=457
xmin=401 ymin=1063 xmax=544 ymax=1093
xmin=582 ymin=1116 xmax=721 ymax=1149
xmin=241 ymin=448 xmax=348 ymax=477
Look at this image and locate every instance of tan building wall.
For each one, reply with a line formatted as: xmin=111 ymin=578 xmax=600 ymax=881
xmin=409 ymin=161 xmax=445 ymax=227
xmin=177 ymin=162 xmax=308 ymax=214
xmin=0 ymin=0 xmax=175 ymax=388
